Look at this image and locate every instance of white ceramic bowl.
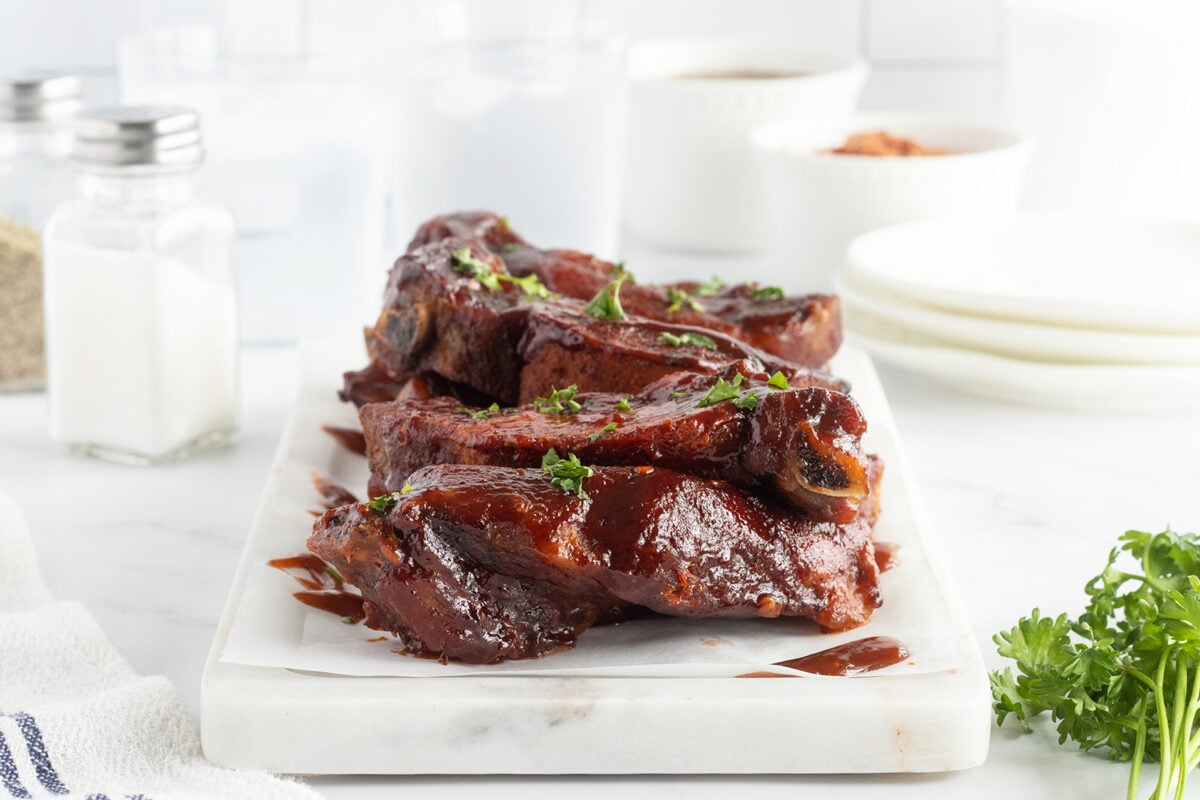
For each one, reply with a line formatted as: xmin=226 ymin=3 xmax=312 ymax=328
xmin=623 ymin=40 xmax=867 ymax=253
xmin=752 ymin=113 xmax=1029 ymax=292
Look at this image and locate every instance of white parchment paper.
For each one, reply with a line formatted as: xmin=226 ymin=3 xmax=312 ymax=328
xmin=220 ymin=340 xmax=967 ymax=678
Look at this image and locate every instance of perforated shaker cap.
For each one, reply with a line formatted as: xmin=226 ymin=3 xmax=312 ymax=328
xmin=0 ymin=72 xmax=82 ymax=122
xmin=72 ymin=106 xmax=204 ymax=168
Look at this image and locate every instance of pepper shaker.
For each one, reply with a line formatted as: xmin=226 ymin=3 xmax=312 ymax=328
xmin=0 ymin=73 xmax=79 ymax=391
xmin=43 ymin=106 xmax=238 ymax=464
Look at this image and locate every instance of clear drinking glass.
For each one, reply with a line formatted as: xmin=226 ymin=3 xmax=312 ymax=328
xmin=118 ymin=27 xmax=387 ymax=342
xmin=382 ymin=0 xmax=627 ymax=258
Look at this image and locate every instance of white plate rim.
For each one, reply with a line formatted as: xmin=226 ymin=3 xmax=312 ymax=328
xmin=844 ymin=215 xmax=1200 ymax=335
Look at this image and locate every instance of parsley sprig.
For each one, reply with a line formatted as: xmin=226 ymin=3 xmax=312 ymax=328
xmin=665 ymin=287 xmax=705 ymax=314
xmin=696 ymin=373 xmax=758 ymax=410
xmin=450 ymin=247 xmax=552 ymax=299
xmin=695 ymin=275 xmax=725 ymax=296
xmin=991 ymin=529 xmax=1200 ymax=800
xmin=366 ymin=481 xmax=414 ymax=513
xmin=748 ymin=284 xmax=784 ymax=302
xmin=659 ymin=331 xmax=717 ymax=350
xmin=588 ymin=422 xmax=617 ymax=441
xmin=455 ymin=402 xmax=501 ymax=420
xmin=541 ymin=448 xmax=594 ymax=500
xmin=532 ymin=385 xmax=583 ymax=415
xmin=583 ymin=273 xmax=629 ymax=321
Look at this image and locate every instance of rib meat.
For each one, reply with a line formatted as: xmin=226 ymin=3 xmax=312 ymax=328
xmin=308 ymin=464 xmax=881 ymax=663
xmin=360 ymin=366 xmax=871 ymax=523
xmin=517 ymin=302 xmax=845 ymax=404
xmin=357 ymin=235 xmax=845 ymax=407
xmin=410 ymin=211 xmax=843 ymax=367
xmin=366 ymin=237 xmax=530 ymax=403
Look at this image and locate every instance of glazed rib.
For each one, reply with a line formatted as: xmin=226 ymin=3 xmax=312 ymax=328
xmin=517 ymin=302 xmax=845 ymax=404
xmin=360 ymin=366 xmax=871 ymax=524
xmin=356 ymin=234 xmax=844 ymax=407
xmin=366 ymin=237 xmax=530 ymax=403
xmin=409 ymin=210 xmax=843 ymax=368
xmin=308 ymin=464 xmax=881 ymax=663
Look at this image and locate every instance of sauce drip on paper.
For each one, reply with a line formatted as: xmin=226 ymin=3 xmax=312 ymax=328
xmin=267 ymin=553 xmax=366 ymax=624
xmin=322 ymin=424 xmax=368 ymax=456
xmin=874 ymin=541 xmax=900 ymax=572
xmin=311 ymin=471 xmax=359 ymax=510
xmin=775 ymin=636 xmax=909 ymax=676
xmin=738 ymin=636 xmax=910 ymax=678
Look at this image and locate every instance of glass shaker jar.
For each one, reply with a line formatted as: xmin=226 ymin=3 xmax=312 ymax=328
xmin=43 ymin=106 xmax=238 ymax=464
xmin=0 ymin=73 xmax=79 ymax=391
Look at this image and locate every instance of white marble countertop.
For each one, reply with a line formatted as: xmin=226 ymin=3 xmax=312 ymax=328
xmin=4 ymin=341 xmax=1200 ymax=799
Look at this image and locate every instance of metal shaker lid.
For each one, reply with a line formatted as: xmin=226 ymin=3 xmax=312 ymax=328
xmin=72 ymin=105 xmax=204 ymax=168
xmin=0 ymin=72 xmax=82 ymax=122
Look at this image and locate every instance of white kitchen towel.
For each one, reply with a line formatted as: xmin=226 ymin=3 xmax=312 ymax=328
xmin=0 ymin=493 xmax=323 ymax=800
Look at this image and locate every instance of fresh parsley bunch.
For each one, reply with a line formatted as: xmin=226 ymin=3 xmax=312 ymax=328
xmin=991 ymin=529 xmax=1200 ymax=800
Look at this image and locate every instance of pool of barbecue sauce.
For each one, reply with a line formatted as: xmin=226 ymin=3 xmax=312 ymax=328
xmin=266 ymin=553 xmax=366 ymax=624
xmin=738 ymin=636 xmax=910 ymax=678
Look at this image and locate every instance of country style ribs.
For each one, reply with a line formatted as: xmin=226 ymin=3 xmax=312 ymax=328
xmin=308 ymin=465 xmax=881 ymax=664
xmin=305 ymin=210 xmax=887 ymax=664
xmin=360 ymin=366 xmax=871 ymax=524
xmin=410 ymin=210 xmax=843 ymax=368
xmin=348 ymin=234 xmax=842 ymax=407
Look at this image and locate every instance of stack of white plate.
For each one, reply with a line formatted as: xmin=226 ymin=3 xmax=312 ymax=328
xmin=835 ymin=215 xmax=1200 ymax=410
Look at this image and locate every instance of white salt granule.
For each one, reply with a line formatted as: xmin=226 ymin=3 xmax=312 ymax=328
xmin=44 ymin=241 xmax=236 ymax=459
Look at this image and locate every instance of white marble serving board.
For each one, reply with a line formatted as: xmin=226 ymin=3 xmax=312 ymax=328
xmin=201 ymin=339 xmax=991 ymax=774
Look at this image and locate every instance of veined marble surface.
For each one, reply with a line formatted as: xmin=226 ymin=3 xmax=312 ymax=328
xmin=3 ymin=344 xmax=1199 ymax=799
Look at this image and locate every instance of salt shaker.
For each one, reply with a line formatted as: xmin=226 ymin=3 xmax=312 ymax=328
xmin=0 ymin=73 xmax=79 ymax=391
xmin=43 ymin=106 xmax=238 ymax=464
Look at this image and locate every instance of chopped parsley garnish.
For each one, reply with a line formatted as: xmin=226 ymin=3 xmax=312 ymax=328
xmin=732 ymin=393 xmax=759 ymax=410
xmin=532 ymin=385 xmax=583 ymax=415
xmin=696 ymin=372 xmax=758 ymax=410
xmin=609 ymin=261 xmax=636 ymax=284
xmin=615 ymin=397 xmax=631 ymax=412
xmin=455 ymin=402 xmax=501 ymax=419
xmin=695 ymin=275 xmax=725 ymax=296
xmin=583 ymin=273 xmax=629 ymax=321
xmin=501 ymin=242 xmax=520 ymax=253
xmin=367 ymin=492 xmax=400 ymax=513
xmin=542 ymin=448 xmax=594 ymax=500
xmin=450 ymin=246 xmax=552 ymax=299
xmin=504 ymin=272 xmax=553 ymax=299
xmin=670 ymin=391 xmax=687 ymax=399
xmin=665 ymin=287 xmax=705 ymax=314
xmin=589 ymin=422 xmax=618 ymax=441
xmin=659 ymin=331 xmax=717 ymax=350
xmin=767 ymin=371 xmax=789 ymax=391
xmin=697 ymin=373 xmax=744 ymax=406
xmin=748 ymin=284 xmax=785 ymax=302
xmin=451 ymin=247 xmax=502 ymax=290
xmin=401 ymin=481 xmax=415 ymax=493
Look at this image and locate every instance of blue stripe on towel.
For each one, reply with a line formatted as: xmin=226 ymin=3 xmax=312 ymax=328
xmin=0 ymin=730 xmax=31 ymax=798
xmin=10 ymin=714 xmax=66 ymax=795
